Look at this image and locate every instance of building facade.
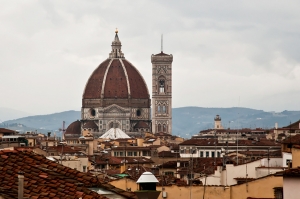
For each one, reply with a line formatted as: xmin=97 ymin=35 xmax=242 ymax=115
xmin=151 ymin=52 xmax=173 ymax=134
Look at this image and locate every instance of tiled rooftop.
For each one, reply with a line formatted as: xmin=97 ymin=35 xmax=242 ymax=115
xmin=275 ymin=166 xmax=300 ymax=177
xmin=179 ymin=138 xmax=280 ymax=147
xmin=0 ymin=149 xmax=137 ymax=199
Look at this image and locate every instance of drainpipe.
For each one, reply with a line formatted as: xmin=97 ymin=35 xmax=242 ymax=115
xmin=18 ymin=171 xmax=24 ymax=199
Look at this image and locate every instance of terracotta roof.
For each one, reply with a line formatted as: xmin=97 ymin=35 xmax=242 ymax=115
xmin=65 ymin=120 xmax=81 ymax=136
xmin=281 ymin=134 xmax=300 ymax=144
xmin=133 ymin=121 xmax=149 ymax=129
xmin=92 ymin=155 xmax=123 ymax=165
xmin=155 ymin=132 xmax=172 ymax=137
xmin=192 ymin=158 xmax=223 ymax=175
xmin=158 ymin=151 xmax=180 ymax=158
xmin=47 ymin=145 xmax=83 ymax=154
xmin=83 ymin=59 xmax=149 ymax=100
xmin=120 ymin=157 xmax=154 ymax=164
xmin=275 ymin=167 xmax=300 ymax=177
xmin=111 ymin=146 xmax=152 ymax=151
xmin=0 ymin=128 xmax=16 ymax=134
xmin=0 ymin=149 xmax=137 ymax=199
xmin=83 ymin=121 xmax=98 ymax=129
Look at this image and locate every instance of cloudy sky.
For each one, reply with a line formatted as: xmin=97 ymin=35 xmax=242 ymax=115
xmin=1 ymin=0 xmax=300 ymax=115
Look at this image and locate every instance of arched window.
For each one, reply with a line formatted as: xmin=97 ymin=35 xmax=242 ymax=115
xmin=162 ymin=106 xmax=166 ymax=113
xmin=159 ymin=79 xmax=165 ymax=93
xmin=157 ymin=106 xmax=161 ymax=113
xmin=163 ymin=124 xmax=166 ymax=132
xmin=136 ymin=109 xmax=141 ymax=116
xmin=158 ymin=124 xmax=162 ymax=132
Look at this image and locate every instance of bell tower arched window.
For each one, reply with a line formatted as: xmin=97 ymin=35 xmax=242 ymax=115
xmin=163 ymin=124 xmax=166 ymax=132
xmin=159 ymin=79 xmax=165 ymax=93
xmin=158 ymin=124 xmax=162 ymax=132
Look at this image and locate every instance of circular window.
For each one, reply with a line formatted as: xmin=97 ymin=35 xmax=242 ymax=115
xmin=136 ymin=109 xmax=141 ymax=116
xmin=90 ymin=109 xmax=96 ymax=117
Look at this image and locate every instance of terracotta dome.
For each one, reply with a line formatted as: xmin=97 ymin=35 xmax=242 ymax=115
xmin=65 ymin=120 xmax=81 ymax=136
xmin=82 ymin=31 xmax=150 ymax=109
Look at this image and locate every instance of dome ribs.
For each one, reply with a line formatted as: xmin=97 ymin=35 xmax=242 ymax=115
xmin=103 ymin=59 xmax=128 ymax=99
xmin=83 ymin=59 xmax=110 ymax=99
xmin=122 ymin=60 xmax=149 ymax=99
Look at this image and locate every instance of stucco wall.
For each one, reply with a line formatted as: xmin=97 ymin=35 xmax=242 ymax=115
xmin=283 ymin=177 xmax=300 ymax=199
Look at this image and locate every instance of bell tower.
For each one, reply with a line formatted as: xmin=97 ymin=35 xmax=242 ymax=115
xmin=151 ymin=51 xmax=173 ymax=134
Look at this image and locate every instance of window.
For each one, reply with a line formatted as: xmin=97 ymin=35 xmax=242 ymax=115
xmin=119 ymin=152 xmax=124 ymax=156
xmin=83 ymin=166 xmax=86 ymax=172
xmin=217 ymin=152 xmax=221 ymax=157
xmin=165 ymin=171 xmax=174 ymax=176
xmin=158 ymin=124 xmax=162 ymax=132
xmin=206 ymin=151 xmax=209 ymax=157
xmin=159 ymin=79 xmax=165 ymax=93
xmin=273 ymin=187 xmax=283 ymax=199
xmin=163 ymin=124 xmax=166 ymax=132
xmin=133 ymin=152 xmax=137 ymax=156
xmin=90 ymin=109 xmax=96 ymax=117
xmin=114 ymin=152 xmax=119 ymax=156
xmin=158 ymin=106 xmax=161 ymax=113
xmin=136 ymin=109 xmax=141 ymax=116
xmin=128 ymin=152 xmax=133 ymax=156
xmin=211 ymin=152 xmax=215 ymax=158
xmin=180 ymin=149 xmax=185 ymax=154
xmin=200 ymin=151 xmax=203 ymax=157
xmin=162 ymin=106 xmax=166 ymax=113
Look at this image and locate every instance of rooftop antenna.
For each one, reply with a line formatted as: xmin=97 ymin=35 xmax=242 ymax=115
xmin=161 ymin=34 xmax=163 ymax=52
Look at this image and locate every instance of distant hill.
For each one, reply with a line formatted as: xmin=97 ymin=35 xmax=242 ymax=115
xmin=0 ymin=107 xmax=33 ymax=121
xmin=1 ymin=107 xmax=300 ymax=138
xmin=0 ymin=110 xmax=80 ymax=134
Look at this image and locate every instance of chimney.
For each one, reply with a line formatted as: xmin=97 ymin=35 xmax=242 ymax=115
xmin=18 ymin=171 xmax=24 ymax=199
xmin=135 ymin=172 xmax=161 ymax=199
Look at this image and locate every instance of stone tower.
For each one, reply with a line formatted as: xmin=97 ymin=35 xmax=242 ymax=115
xmin=214 ymin=115 xmax=223 ymax=129
xmin=151 ymin=51 xmax=173 ymax=134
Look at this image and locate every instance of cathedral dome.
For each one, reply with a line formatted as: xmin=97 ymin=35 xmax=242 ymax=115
xmin=82 ymin=31 xmax=150 ymax=108
xmin=83 ymin=59 xmax=149 ymax=99
xmin=65 ymin=120 xmax=81 ymax=137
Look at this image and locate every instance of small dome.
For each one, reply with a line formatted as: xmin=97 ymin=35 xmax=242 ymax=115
xmin=65 ymin=120 xmax=81 ymax=136
xmin=137 ymin=172 xmax=159 ymax=183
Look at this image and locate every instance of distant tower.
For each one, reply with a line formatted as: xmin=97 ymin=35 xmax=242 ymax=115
xmin=214 ymin=115 xmax=223 ymax=129
xmin=151 ymin=46 xmax=173 ymax=134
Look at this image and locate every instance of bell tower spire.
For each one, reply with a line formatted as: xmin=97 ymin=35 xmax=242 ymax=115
xmin=109 ymin=28 xmax=124 ymax=59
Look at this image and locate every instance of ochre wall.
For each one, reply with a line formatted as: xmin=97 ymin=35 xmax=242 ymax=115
xmin=110 ymin=175 xmax=283 ymax=199
xmin=292 ymin=147 xmax=300 ymax=168
xmin=110 ymin=178 xmax=230 ymax=199
xmin=231 ymin=175 xmax=283 ymax=199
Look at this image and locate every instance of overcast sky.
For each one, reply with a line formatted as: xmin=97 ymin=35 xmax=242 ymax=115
xmin=1 ymin=0 xmax=300 ymax=115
